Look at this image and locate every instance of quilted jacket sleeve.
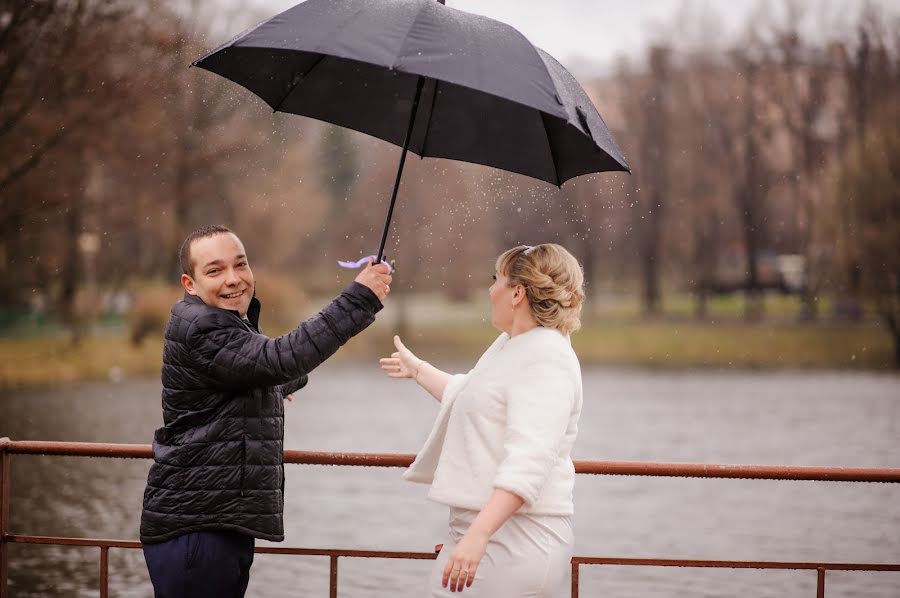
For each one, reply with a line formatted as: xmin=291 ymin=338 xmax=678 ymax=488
xmin=278 ymin=374 xmax=309 ymax=397
xmin=187 ymin=282 xmax=381 ymax=390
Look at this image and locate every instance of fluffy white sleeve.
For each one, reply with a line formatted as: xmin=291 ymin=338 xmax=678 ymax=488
xmin=493 ymin=360 xmax=575 ymax=505
xmin=442 ymin=373 xmax=469 ymax=403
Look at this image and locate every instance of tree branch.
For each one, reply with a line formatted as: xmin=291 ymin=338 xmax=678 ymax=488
xmin=0 ymin=111 xmax=90 ymax=193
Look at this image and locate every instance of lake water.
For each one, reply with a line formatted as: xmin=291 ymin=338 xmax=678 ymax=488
xmin=2 ymin=364 xmax=899 ymax=597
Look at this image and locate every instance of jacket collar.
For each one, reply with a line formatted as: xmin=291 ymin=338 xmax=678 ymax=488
xmin=182 ymin=292 xmax=262 ymax=330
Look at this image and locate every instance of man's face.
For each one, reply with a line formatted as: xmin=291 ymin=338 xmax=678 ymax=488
xmin=181 ymin=232 xmax=255 ymax=317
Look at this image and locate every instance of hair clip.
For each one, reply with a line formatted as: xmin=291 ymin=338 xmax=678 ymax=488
xmin=523 ymin=245 xmax=537 ymax=255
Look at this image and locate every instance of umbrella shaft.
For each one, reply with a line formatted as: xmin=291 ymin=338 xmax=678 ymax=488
xmin=377 ymin=76 xmax=426 ymax=264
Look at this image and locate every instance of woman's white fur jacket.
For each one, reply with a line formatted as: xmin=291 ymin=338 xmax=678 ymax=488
xmin=404 ymin=326 xmax=583 ymax=515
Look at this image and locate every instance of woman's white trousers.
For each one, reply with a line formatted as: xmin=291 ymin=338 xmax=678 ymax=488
xmin=429 ymin=507 xmax=573 ymax=598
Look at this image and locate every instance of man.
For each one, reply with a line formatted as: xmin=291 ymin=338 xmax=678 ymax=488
xmin=140 ymin=225 xmax=391 ymax=597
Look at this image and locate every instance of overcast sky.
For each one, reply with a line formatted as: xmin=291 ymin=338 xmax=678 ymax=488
xmin=247 ymin=0 xmax=896 ymax=75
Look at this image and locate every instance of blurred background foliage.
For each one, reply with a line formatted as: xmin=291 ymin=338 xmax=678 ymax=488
xmin=1 ymin=0 xmax=899 ymax=387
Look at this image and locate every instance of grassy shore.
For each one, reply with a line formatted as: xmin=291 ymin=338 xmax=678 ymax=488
xmin=1 ymin=315 xmax=894 ymax=391
xmin=358 ymin=319 xmax=894 ymax=370
xmin=0 ymin=333 xmax=164 ymax=391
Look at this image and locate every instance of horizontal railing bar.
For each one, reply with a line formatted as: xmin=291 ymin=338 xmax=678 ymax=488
xmin=2 ymin=439 xmax=899 ymax=483
xmin=6 ymin=535 xmax=898 ymax=573
xmin=3 ymin=535 xmax=434 ymax=559
xmin=1 ymin=440 xmax=151 ymax=459
xmin=255 ymin=547 xmax=437 ymax=559
xmin=578 ymin=461 xmax=900 ymax=482
xmin=285 ymin=450 xmax=412 ymax=468
xmin=573 ymin=556 xmax=900 ymax=571
xmin=5 ymin=535 xmax=141 ymax=549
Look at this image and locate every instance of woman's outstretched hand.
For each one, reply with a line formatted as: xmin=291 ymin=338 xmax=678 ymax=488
xmin=379 ymin=335 xmax=422 ymax=379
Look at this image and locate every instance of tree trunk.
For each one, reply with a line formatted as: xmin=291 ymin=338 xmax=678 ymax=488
xmin=740 ymin=190 xmax=762 ymax=321
xmin=0 ymin=209 xmax=29 ymax=315
xmin=736 ymin=63 xmax=766 ymax=322
xmin=60 ymin=192 xmax=83 ymax=345
xmin=893 ymin=327 xmax=900 ymax=369
xmin=641 ymin=228 xmax=661 ymax=316
xmin=170 ymin=146 xmax=192 ymax=277
xmin=692 ymin=221 xmax=711 ymax=320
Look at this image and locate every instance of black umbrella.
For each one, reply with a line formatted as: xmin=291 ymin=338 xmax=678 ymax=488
xmin=193 ymin=0 xmax=630 ymax=262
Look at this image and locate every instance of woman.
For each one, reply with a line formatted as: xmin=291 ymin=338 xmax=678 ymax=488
xmin=380 ymin=244 xmax=585 ymax=597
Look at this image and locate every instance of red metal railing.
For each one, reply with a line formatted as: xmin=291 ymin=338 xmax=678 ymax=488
xmin=1 ymin=438 xmax=899 ymax=598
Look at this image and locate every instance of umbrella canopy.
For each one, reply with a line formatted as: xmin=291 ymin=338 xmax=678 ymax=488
xmin=193 ymin=0 xmax=630 ymax=259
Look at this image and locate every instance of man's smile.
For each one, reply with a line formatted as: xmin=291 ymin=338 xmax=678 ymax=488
xmin=221 ymin=290 xmax=245 ymax=299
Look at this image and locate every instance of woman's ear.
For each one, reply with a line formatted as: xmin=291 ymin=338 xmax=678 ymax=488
xmin=511 ymin=285 xmax=526 ymax=306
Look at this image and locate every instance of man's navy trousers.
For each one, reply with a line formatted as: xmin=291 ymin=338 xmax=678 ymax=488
xmin=143 ymin=530 xmax=255 ymax=598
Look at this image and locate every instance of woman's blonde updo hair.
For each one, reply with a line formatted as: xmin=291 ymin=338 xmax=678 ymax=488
xmin=496 ymin=244 xmax=585 ymax=335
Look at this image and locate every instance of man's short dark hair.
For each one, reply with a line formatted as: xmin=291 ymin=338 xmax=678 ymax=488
xmin=180 ymin=224 xmax=234 ymax=277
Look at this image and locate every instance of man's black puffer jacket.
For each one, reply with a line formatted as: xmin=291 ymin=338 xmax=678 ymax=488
xmin=140 ymin=282 xmax=382 ymax=544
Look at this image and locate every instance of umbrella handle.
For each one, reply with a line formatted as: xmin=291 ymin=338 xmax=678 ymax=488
xmin=376 ymin=75 xmax=426 ymax=264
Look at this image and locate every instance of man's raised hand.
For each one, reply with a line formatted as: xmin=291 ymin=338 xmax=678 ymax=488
xmin=355 ymin=260 xmax=392 ymax=302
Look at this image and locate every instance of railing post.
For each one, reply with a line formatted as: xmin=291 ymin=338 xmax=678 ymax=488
xmin=330 ymin=555 xmax=338 ymax=598
xmin=817 ymin=567 xmax=825 ymax=598
xmin=1 ymin=437 xmax=11 ymax=598
xmin=99 ymin=546 xmax=109 ymax=598
xmin=571 ymin=558 xmax=579 ymax=598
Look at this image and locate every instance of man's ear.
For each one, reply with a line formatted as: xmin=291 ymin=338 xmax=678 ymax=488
xmin=181 ymin=273 xmax=197 ymax=295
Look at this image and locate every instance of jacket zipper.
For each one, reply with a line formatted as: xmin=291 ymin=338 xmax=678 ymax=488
xmin=240 ymin=433 xmax=246 ymax=497
xmin=238 ymin=317 xmax=253 ymax=498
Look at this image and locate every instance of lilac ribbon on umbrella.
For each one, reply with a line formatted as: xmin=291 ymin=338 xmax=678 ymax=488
xmin=337 ymin=255 xmax=394 ymax=273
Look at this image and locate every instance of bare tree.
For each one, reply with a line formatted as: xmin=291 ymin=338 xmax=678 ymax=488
xmin=614 ymin=47 xmax=671 ymax=316
xmin=700 ymin=44 xmax=776 ymax=321
xmin=763 ymin=1 xmax=846 ymax=321
xmin=0 ymin=0 xmax=155 ymax=329
xmin=833 ymin=11 xmax=895 ymax=318
xmin=672 ymin=52 xmax=730 ymax=319
xmin=834 ymin=99 xmax=900 ymax=366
